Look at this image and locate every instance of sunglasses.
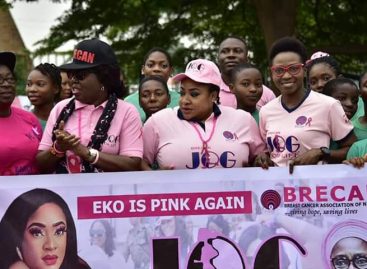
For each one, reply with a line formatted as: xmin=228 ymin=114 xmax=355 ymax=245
xmin=89 ymin=229 xmax=106 ymax=238
xmin=67 ymin=69 xmax=94 ymax=81
xmin=270 ymin=63 xmax=304 ymax=77
xmin=332 ymin=255 xmax=367 ymax=269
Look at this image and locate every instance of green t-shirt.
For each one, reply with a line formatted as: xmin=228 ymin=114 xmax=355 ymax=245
xmin=124 ymin=90 xmax=180 ymax=122
xmin=351 ymin=97 xmax=365 ymax=121
xmin=352 ymin=117 xmax=367 ymax=141
xmin=347 ymin=139 xmax=367 ymax=159
xmin=252 ymin=109 xmax=260 ymax=125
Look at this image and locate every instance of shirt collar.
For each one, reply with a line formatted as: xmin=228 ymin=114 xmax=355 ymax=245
xmin=75 ymin=99 xmax=108 ymax=110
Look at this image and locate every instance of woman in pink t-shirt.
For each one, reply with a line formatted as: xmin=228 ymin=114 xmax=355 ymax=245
xmin=0 ymin=52 xmax=42 ymax=175
xmin=36 ymin=39 xmax=143 ymax=173
xmin=259 ymin=37 xmax=355 ymax=168
xmin=143 ymin=59 xmax=266 ymax=170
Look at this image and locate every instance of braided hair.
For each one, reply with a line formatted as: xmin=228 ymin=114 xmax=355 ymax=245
xmin=306 ymin=55 xmax=340 ymax=81
xmin=52 ymin=64 xmax=119 ymax=173
xmin=34 ymin=63 xmax=62 ymax=95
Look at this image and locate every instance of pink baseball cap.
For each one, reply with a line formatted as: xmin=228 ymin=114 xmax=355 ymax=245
xmin=172 ymin=59 xmax=222 ymax=87
xmin=310 ymin=51 xmax=330 ymax=60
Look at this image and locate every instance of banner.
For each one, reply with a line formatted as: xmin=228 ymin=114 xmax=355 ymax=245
xmin=0 ymin=164 xmax=366 ymax=269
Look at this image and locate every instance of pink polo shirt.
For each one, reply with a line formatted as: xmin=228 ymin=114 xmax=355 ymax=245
xmin=259 ymin=90 xmax=354 ymax=167
xmin=143 ymin=105 xmax=266 ymax=169
xmin=0 ymin=107 xmax=42 ymax=175
xmin=39 ymin=98 xmax=143 ymax=173
xmin=219 ymin=79 xmax=276 ymax=109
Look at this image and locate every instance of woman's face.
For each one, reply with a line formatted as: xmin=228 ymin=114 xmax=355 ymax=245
xmin=60 ymin=72 xmax=72 ymax=100
xmin=231 ymin=68 xmax=263 ymax=111
xmin=330 ymin=83 xmax=359 ymax=119
xmin=21 ymin=203 xmax=67 ymax=269
xmin=90 ymin=221 xmax=107 ymax=249
xmin=0 ymin=65 xmax=16 ymax=107
xmin=271 ymin=52 xmax=305 ymax=97
xmin=308 ymin=63 xmax=337 ymax=93
xmin=179 ymin=78 xmax=217 ymax=122
xmin=139 ymin=80 xmax=170 ymax=118
xmin=160 ymin=218 xmax=176 ymax=237
xmin=331 ymin=237 xmax=367 ymax=269
xmin=26 ymin=70 xmax=58 ymax=107
xmin=68 ymin=69 xmax=108 ymax=106
xmin=142 ymin=51 xmax=172 ymax=82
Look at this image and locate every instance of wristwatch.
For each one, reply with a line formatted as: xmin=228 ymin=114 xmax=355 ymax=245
xmin=320 ymin=147 xmax=331 ymax=162
xmin=87 ymin=148 xmax=98 ymax=163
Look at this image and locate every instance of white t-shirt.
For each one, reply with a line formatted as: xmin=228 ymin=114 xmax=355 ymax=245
xmin=143 ymin=105 xmax=266 ymax=169
xmin=259 ymin=90 xmax=353 ymax=167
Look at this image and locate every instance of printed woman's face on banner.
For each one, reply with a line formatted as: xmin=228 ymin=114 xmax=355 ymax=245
xmin=21 ymin=203 xmax=67 ymax=269
xmin=331 ymin=237 xmax=367 ymax=269
xmin=90 ymin=221 xmax=107 ymax=248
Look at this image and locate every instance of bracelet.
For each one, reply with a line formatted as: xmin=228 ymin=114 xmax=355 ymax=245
xmin=50 ymin=142 xmax=65 ymax=157
xmin=89 ymin=148 xmax=100 ymax=165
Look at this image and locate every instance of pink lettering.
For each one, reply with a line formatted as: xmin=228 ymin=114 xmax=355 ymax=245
xmin=331 ymin=186 xmax=345 ymax=202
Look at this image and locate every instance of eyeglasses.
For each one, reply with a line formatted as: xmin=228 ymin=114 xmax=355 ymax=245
xmin=89 ymin=229 xmax=106 ymax=238
xmin=270 ymin=63 xmax=304 ymax=77
xmin=67 ymin=70 xmax=94 ymax=81
xmin=0 ymin=76 xmax=16 ymax=85
xmin=332 ymin=255 xmax=367 ymax=269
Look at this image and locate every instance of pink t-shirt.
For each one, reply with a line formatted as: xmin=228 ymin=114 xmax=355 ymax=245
xmin=0 ymin=107 xmax=42 ymax=175
xmin=259 ymin=90 xmax=354 ymax=167
xmin=143 ymin=105 xmax=266 ymax=169
xmin=219 ymin=79 xmax=276 ymax=109
xmin=39 ymin=98 xmax=143 ymax=173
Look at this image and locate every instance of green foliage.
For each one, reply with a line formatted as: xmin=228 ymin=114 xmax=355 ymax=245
xmin=32 ymin=0 xmax=367 ymax=84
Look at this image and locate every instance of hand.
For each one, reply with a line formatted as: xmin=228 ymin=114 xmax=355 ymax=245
xmin=343 ymin=157 xmax=366 ymax=169
xmin=53 ymin=121 xmax=80 ymax=152
xmin=288 ymin=149 xmax=323 ymax=174
xmin=253 ymin=153 xmax=274 ymax=169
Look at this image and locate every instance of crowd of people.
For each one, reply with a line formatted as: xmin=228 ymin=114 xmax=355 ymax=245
xmin=1 ymin=35 xmax=367 ymax=175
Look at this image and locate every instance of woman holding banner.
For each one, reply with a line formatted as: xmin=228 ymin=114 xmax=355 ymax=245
xmin=259 ymin=37 xmax=355 ymax=168
xmin=0 ymin=188 xmax=90 ymax=269
xmin=142 ymin=58 xmax=267 ymax=170
xmin=36 ymin=38 xmax=143 ymax=173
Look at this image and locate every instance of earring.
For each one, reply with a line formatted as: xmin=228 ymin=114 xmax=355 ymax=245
xmin=101 ymin=86 xmax=105 ymax=91
xmin=16 ymin=246 xmax=23 ymax=261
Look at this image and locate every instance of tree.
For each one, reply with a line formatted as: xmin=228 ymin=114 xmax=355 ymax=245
xmin=23 ymin=0 xmax=367 ymax=84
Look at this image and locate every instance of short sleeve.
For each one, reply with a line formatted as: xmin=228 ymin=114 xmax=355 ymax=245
xmin=142 ymin=117 xmax=159 ymax=165
xmin=119 ymin=105 xmax=143 ymax=158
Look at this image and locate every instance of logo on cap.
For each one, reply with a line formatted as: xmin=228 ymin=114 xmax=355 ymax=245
xmin=73 ymin=49 xmax=95 ymax=64
xmin=187 ymin=62 xmax=206 ymax=73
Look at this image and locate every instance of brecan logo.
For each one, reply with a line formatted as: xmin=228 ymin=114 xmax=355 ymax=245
xmin=295 ymin=116 xmax=312 ymax=127
xmin=260 ymin=190 xmax=281 ymax=210
xmin=222 ymin=131 xmax=238 ymax=141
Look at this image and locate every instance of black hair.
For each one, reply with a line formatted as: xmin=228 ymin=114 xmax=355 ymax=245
xmin=34 ymin=63 xmax=62 ymax=92
xmin=269 ymin=37 xmax=308 ymax=64
xmin=142 ymin=47 xmax=172 ymax=67
xmin=0 ymin=188 xmax=88 ymax=269
xmin=323 ymin=77 xmax=358 ymax=97
xmin=93 ymin=64 xmax=123 ymax=98
xmin=306 ymin=55 xmax=340 ymax=80
xmin=219 ymin=36 xmax=248 ymax=53
xmin=229 ymin=63 xmax=263 ymax=84
xmin=359 ymin=71 xmax=367 ymax=89
xmin=90 ymin=220 xmax=115 ymax=257
xmin=209 ymin=83 xmax=220 ymax=104
xmin=138 ymin=75 xmax=169 ymax=94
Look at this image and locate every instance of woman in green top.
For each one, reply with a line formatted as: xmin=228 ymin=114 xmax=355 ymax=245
xmin=26 ymin=63 xmax=61 ymax=129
